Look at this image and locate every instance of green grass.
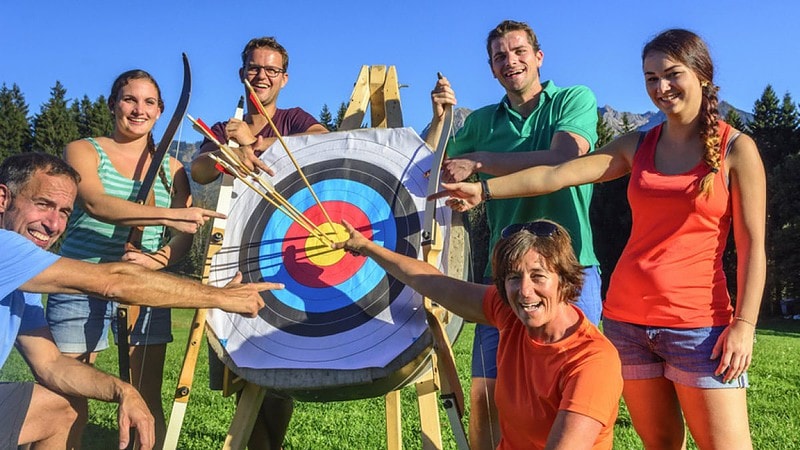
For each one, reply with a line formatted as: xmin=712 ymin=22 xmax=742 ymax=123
xmin=3 ymin=311 xmax=799 ymax=449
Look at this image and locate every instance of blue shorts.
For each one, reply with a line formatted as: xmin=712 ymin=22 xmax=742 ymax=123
xmin=602 ymin=318 xmax=748 ymax=389
xmin=46 ymin=293 xmax=172 ymax=353
xmin=471 ymin=266 xmax=602 ymax=378
xmin=0 ymin=382 xmax=33 ymax=449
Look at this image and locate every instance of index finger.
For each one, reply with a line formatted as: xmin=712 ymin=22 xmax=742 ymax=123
xmin=427 ymin=188 xmax=454 ymax=201
xmin=249 ymin=281 xmax=286 ymax=292
xmin=253 ymin=158 xmax=275 ymax=176
xmin=202 ymin=209 xmax=227 ymax=220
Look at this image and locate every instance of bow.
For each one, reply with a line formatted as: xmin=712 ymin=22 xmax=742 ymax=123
xmin=117 ymin=53 xmax=192 ymax=387
xmin=420 ymin=76 xmax=469 ymax=449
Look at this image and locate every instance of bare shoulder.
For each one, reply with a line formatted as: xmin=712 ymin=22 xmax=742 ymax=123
xmin=64 ymin=138 xmax=100 ymax=167
xmin=726 ymin=132 xmax=762 ymax=168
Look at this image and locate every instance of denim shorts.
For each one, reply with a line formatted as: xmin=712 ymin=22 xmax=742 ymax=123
xmin=471 ymin=266 xmax=603 ymax=378
xmin=0 ymin=382 xmax=33 ymax=448
xmin=46 ymin=293 xmax=173 ymax=353
xmin=602 ymin=318 xmax=748 ymax=389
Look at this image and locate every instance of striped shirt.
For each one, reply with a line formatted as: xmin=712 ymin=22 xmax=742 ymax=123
xmin=59 ymin=137 xmax=172 ymax=262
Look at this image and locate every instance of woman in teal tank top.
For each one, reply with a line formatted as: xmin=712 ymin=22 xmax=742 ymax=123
xmin=46 ymin=69 xmax=222 ymax=448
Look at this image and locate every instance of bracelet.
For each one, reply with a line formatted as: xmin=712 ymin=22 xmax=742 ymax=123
xmin=480 ymin=179 xmax=492 ymax=202
xmin=734 ymin=316 xmax=756 ymax=327
xmin=243 ymin=138 xmax=258 ymax=147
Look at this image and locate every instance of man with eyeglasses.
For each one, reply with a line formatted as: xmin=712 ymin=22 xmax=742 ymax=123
xmin=191 ymin=36 xmax=328 ymax=450
xmin=192 ymin=36 xmax=328 ymax=184
xmin=425 ymin=20 xmax=601 ymax=449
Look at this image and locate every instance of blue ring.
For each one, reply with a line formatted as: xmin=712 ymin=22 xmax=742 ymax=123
xmin=259 ymin=179 xmax=396 ymax=313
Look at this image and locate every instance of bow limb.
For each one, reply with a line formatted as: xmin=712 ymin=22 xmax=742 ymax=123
xmin=420 ymin=98 xmax=469 ymax=448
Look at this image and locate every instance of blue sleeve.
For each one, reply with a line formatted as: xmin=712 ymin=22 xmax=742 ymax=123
xmin=0 ymin=230 xmax=60 ymax=298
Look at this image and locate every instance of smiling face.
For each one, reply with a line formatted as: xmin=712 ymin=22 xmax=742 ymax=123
xmin=489 ymin=30 xmax=543 ymax=102
xmin=109 ymin=78 xmax=162 ymax=139
xmin=0 ymin=171 xmax=77 ymax=249
xmin=643 ymin=50 xmax=704 ymax=120
xmin=240 ymin=47 xmax=288 ymax=109
xmin=504 ymin=249 xmax=565 ymax=337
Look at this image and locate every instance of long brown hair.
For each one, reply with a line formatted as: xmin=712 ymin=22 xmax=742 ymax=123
xmin=643 ymin=29 xmax=720 ymax=198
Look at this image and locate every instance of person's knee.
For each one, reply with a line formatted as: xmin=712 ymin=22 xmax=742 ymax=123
xmin=634 ymin=420 xmax=685 ymax=450
xmin=25 ymin=387 xmax=81 ymax=441
xmin=53 ymin=393 xmax=80 ymax=430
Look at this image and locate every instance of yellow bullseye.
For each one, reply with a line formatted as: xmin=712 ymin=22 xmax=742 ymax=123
xmin=305 ymin=222 xmax=350 ymax=266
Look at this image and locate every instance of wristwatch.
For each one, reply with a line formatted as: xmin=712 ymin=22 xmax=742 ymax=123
xmin=480 ymin=179 xmax=492 ymax=202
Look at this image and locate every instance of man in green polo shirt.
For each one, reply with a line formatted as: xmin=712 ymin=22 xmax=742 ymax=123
xmin=425 ymin=19 xmax=601 ymax=450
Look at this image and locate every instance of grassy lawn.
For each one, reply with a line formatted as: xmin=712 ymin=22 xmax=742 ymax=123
xmin=3 ymin=310 xmax=799 ymax=449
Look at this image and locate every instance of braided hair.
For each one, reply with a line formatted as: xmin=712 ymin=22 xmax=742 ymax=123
xmin=643 ymin=29 xmax=720 ymax=198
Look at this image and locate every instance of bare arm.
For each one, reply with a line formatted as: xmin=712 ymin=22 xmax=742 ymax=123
xmin=711 ymin=133 xmax=766 ymax=382
xmin=544 ymin=410 xmax=604 ymax=450
xmin=430 ymin=132 xmax=639 ymax=210
xmin=18 ymin=258 xmax=278 ymax=316
xmin=16 ymin=328 xmax=154 ymax=449
xmin=334 ymin=220 xmax=489 ymax=323
xmin=442 ymin=131 xmax=591 ymax=182
xmin=64 ymin=139 xmax=223 ymax=234
xmin=424 ymin=75 xmax=457 ymax=151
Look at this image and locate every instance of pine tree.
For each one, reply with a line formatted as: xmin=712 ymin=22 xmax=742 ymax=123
xmin=750 ymin=85 xmax=782 ymax=170
xmin=619 ymin=112 xmax=636 ymax=134
xmin=319 ymin=104 xmax=334 ymax=131
xmin=724 ymin=109 xmax=746 ymax=132
xmin=589 ymin=109 xmax=632 ymax=297
xmin=31 ymin=81 xmax=80 ymax=156
xmin=596 ymin=110 xmax=615 ymax=148
xmin=0 ymin=83 xmax=33 ymax=159
xmin=749 ymin=85 xmax=800 ymax=313
xmin=334 ymin=101 xmax=348 ymax=130
xmin=74 ymin=94 xmax=113 ymax=138
xmin=778 ymin=92 xmax=800 ymax=156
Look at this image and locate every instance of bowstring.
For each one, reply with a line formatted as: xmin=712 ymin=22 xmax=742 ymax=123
xmin=135 ymin=120 xmax=185 ymax=392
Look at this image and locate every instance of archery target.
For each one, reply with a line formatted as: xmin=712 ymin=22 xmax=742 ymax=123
xmin=206 ymin=128 xmax=451 ymax=371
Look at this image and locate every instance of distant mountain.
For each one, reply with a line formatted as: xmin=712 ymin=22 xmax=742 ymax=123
xmin=599 ymin=101 xmax=753 ymax=135
xmin=419 ymin=107 xmax=473 ymax=138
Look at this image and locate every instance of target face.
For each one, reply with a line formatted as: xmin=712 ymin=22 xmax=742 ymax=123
xmin=207 ymin=128 xmax=448 ymax=370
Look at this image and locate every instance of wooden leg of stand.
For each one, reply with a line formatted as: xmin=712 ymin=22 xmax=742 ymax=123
xmin=386 ymin=390 xmax=402 ymax=450
xmin=416 ymin=367 xmax=443 ymax=450
xmin=223 ymin=382 xmax=266 ymax=450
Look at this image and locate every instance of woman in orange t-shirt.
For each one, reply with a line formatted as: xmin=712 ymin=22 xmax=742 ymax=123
xmin=336 ymin=219 xmax=623 ymax=450
xmin=435 ymin=29 xmax=766 ymax=449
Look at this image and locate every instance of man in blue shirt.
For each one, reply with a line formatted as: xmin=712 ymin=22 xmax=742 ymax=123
xmin=0 ymin=153 xmax=280 ymax=448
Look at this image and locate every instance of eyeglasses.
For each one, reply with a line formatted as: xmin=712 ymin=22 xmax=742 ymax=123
xmin=500 ymin=221 xmax=559 ymax=239
xmin=245 ymin=65 xmax=285 ymax=78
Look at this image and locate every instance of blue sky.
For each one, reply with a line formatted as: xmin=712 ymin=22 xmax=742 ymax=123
xmin=1 ymin=1 xmax=796 ymax=139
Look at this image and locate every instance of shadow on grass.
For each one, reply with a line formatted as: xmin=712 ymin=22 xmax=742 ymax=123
xmin=756 ymin=316 xmax=800 ymax=337
xmin=81 ymin=423 xmax=118 ymax=450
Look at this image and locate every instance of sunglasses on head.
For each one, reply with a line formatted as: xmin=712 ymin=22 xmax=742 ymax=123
xmin=500 ymin=221 xmax=560 ymax=239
